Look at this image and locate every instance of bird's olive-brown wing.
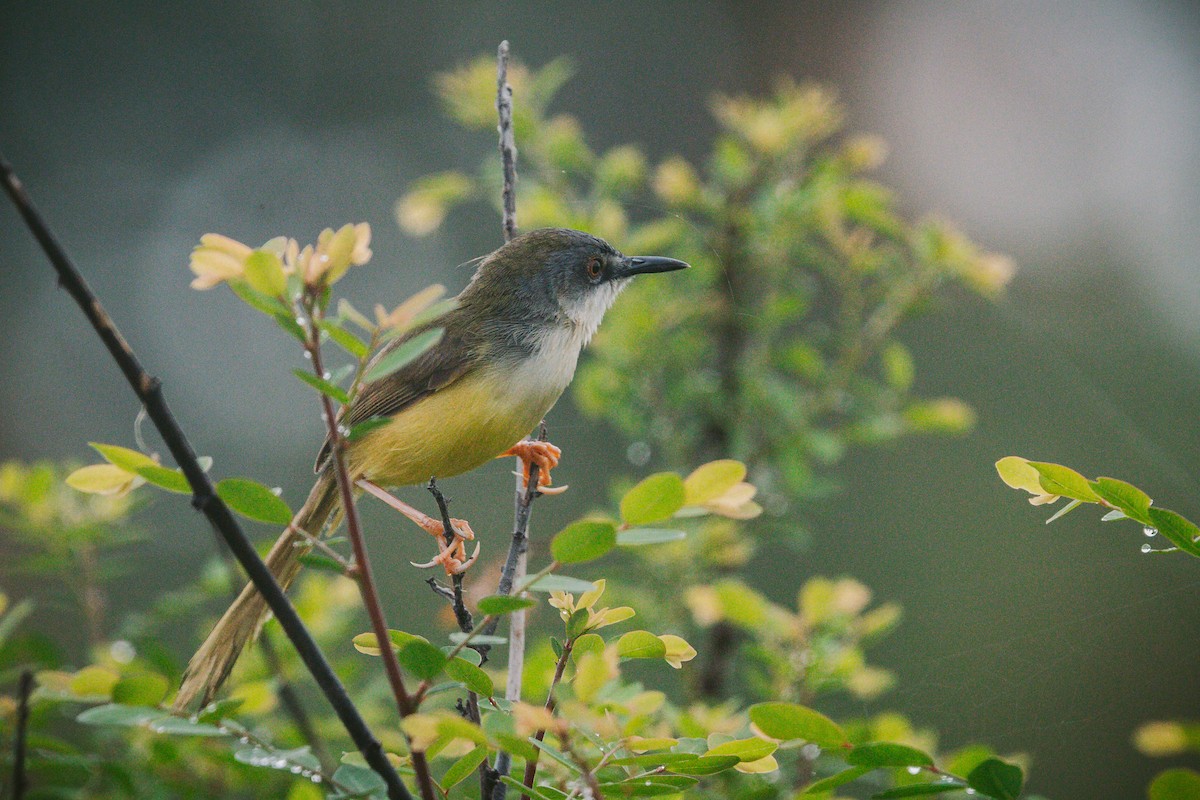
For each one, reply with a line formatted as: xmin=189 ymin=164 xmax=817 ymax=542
xmin=313 ymin=323 xmax=477 ymax=472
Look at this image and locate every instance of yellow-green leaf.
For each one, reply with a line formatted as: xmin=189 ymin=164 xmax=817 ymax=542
xmin=749 ymin=701 xmax=847 ymax=747
xmin=550 ymin=519 xmax=617 ymax=564
xmin=111 ymin=673 xmax=170 ymax=707
xmin=1028 ymin=461 xmax=1100 ymax=502
xmin=65 ymin=464 xmax=136 ymax=495
xmin=69 ymin=666 xmax=120 ymax=699
xmin=621 ymin=472 xmax=687 ymax=525
xmin=703 ymin=737 xmax=777 ymax=763
xmin=441 ymin=745 xmax=488 ymax=791
xmin=616 ymin=630 xmax=667 ymax=659
xmin=216 ymin=478 xmax=293 ymax=525
xmin=683 ymin=460 xmax=747 ymax=505
xmin=90 ymin=443 xmax=157 ymax=472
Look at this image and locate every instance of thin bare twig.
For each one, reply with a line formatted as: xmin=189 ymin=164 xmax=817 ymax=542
xmin=0 ymin=152 xmax=411 ymax=800
xmin=496 ymin=40 xmax=518 ymax=242
xmin=12 ymin=670 xmax=33 ymax=800
xmin=257 ymin=629 xmax=331 ymax=769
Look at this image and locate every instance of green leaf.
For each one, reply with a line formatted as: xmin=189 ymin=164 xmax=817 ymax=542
xmin=1148 ymin=507 xmax=1200 ymax=557
xmin=229 ymin=279 xmax=289 ymax=316
xmin=242 ymin=250 xmax=287 ymax=296
xmin=551 ymin=519 xmax=617 ymax=564
xmin=620 ymin=472 xmax=687 ymax=525
xmin=272 ymin=311 xmax=308 ymax=343
xmin=527 ymin=742 xmax=580 ymax=777
xmin=69 ymin=666 xmax=118 ymax=699
xmin=571 ymin=633 xmax=605 ymax=662
xmin=703 ymin=737 xmax=777 ymax=763
xmin=600 ymin=776 xmax=698 ymax=795
xmin=617 ymin=630 xmax=668 ymax=659
xmin=966 ymin=757 xmax=1023 ymax=800
xmin=0 ymin=599 xmax=34 ymax=648
xmin=749 ymin=702 xmax=847 ymax=747
xmin=1028 ymin=461 xmax=1100 ymax=502
xmin=297 ymin=553 xmax=347 ymax=573
xmin=525 ymin=574 xmax=598 ymax=593
xmin=499 ymin=775 xmax=555 ymax=800
xmin=318 ymin=319 xmax=370 ymax=359
xmin=617 ymin=528 xmax=687 ymax=546
xmin=111 ymin=673 xmax=170 ymax=707
xmin=292 ymin=369 xmax=351 ymax=404
xmin=363 ymin=328 xmax=445 ymax=383
xmin=683 ymin=460 xmax=746 ymax=505
xmin=802 ymin=766 xmax=872 ymax=795
xmin=352 ymin=629 xmax=426 ymax=656
xmin=872 ymin=784 xmax=964 ymax=798
xmin=1091 ymin=477 xmax=1153 ymax=524
xmin=665 ymin=755 xmax=741 ymax=776
xmin=76 ymin=704 xmax=165 ymax=727
xmin=442 ymin=645 xmax=482 ymax=665
xmin=332 ymin=763 xmax=387 ymax=796
xmin=847 ymin=742 xmax=935 ymax=768
xmin=134 ymin=464 xmax=191 ymax=494
xmin=995 ymin=456 xmax=1042 ymax=494
xmin=90 ymin=443 xmax=156 ymax=472
xmin=146 ymin=716 xmax=227 ymax=736
xmin=441 ymin=745 xmax=489 ymax=791
xmin=196 ymin=697 xmax=245 ymax=723
xmin=477 ymin=595 xmax=538 ymax=615
xmin=235 ymin=745 xmax=321 ymax=772
xmin=216 ymin=478 xmax=293 ymax=525
xmin=449 ymin=632 xmax=507 ymax=646
xmin=397 ymin=640 xmax=448 ymax=680
xmin=444 ymin=657 xmax=494 ymax=696
xmin=1044 ymin=498 xmax=1083 ymax=524
xmin=1149 ymin=768 xmax=1200 ymax=800
xmin=566 ymin=608 xmax=591 ymax=638
xmin=347 ymin=416 xmax=393 ymax=441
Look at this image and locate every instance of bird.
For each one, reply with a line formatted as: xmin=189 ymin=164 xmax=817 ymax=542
xmin=174 ymin=227 xmax=689 ymax=709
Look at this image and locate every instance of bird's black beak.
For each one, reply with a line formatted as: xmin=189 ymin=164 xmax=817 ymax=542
xmin=617 ymin=255 xmax=690 ymax=278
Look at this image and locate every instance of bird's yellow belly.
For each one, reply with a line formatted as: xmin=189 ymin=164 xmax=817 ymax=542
xmin=347 ymin=369 xmax=560 ymax=487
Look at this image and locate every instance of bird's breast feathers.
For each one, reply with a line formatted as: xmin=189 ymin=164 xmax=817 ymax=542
xmin=349 ymin=319 xmax=586 ymax=487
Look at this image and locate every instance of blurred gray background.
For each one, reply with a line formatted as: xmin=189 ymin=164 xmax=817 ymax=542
xmin=3 ymin=2 xmax=1200 ymax=797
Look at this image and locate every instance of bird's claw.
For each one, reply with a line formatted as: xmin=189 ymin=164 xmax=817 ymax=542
xmin=501 ymin=439 xmax=563 ymax=493
xmin=411 ymin=540 xmax=480 ymax=576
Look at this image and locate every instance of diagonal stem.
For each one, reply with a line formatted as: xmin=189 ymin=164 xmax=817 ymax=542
xmin=0 ymin=152 xmax=412 ymax=800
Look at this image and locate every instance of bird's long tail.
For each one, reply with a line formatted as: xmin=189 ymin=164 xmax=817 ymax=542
xmin=174 ymin=471 xmax=340 ymax=711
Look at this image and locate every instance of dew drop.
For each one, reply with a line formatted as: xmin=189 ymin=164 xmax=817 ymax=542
xmin=289 ymin=765 xmax=304 ymax=774
xmin=322 ymin=371 xmax=331 ymax=380
xmin=800 ymin=743 xmax=821 ymax=760
xmin=271 ymin=486 xmax=283 ymax=496
xmin=1142 ymin=543 xmax=1153 ymax=553
xmin=1144 ymin=526 xmax=1157 ymax=537
xmin=907 ymin=766 xmax=922 ymax=775
xmin=303 ymin=351 xmax=312 ymax=360
xmin=310 ymin=774 xmax=322 ymax=784
xmin=966 ymin=790 xmax=976 ymax=796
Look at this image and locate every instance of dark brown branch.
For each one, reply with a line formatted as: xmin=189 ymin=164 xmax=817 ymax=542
xmin=0 ymin=153 xmax=412 ymax=800
xmin=496 ymin=40 xmax=518 ymax=242
xmin=426 ymin=478 xmax=474 ymax=633
xmin=12 ymin=670 xmax=32 ymax=800
xmin=304 ymin=308 xmax=437 ymax=800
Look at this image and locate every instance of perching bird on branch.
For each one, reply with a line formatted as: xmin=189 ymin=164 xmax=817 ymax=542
xmin=175 ymin=227 xmax=688 ymax=709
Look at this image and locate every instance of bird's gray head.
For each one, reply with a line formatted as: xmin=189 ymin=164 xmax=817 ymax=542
xmin=461 ymin=228 xmax=689 ymax=342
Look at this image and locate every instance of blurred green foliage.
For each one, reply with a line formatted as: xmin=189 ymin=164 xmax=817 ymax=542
xmin=399 ymin=57 xmax=1011 ymax=507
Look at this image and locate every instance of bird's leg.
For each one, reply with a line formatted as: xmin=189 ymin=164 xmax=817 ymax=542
xmin=355 ymin=479 xmax=478 ymax=576
xmin=500 ymin=439 xmax=567 ymax=495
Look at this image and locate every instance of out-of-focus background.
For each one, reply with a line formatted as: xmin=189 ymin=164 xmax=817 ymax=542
xmin=3 ymin=2 xmax=1199 ymax=797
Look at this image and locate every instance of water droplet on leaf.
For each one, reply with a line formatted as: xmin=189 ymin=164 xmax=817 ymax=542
xmin=1144 ymin=526 xmax=1157 ymax=537
xmin=1142 ymin=543 xmax=1153 ymax=553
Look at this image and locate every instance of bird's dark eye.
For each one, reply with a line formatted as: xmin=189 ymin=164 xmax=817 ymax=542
xmin=586 ymin=256 xmax=603 ymax=281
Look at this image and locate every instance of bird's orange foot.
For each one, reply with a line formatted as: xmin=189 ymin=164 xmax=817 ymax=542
xmin=500 ymin=440 xmax=566 ymax=495
xmin=356 ymin=479 xmax=478 ymax=576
